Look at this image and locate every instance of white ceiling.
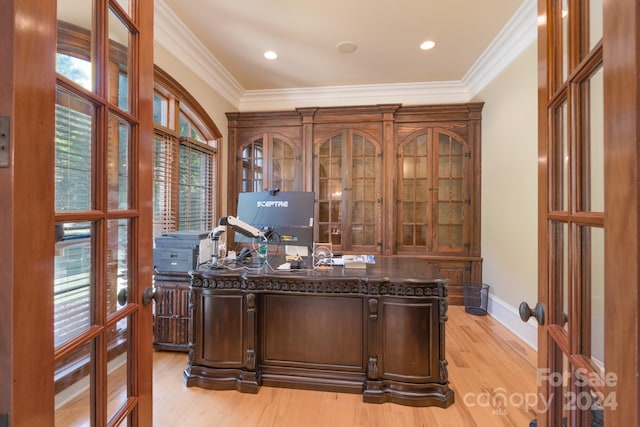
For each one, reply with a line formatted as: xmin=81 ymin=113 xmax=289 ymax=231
xmin=156 ymin=0 xmax=537 ymax=110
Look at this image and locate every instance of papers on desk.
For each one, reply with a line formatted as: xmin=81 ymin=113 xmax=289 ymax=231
xmin=277 ymin=262 xmax=292 ymax=270
xmin=342 ymin=254 xmax=375 ymax=269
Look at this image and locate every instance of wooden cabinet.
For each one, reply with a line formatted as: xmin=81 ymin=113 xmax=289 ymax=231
xmin=153 ymin=273 xmax=191 ymax=352
xmin=435 ymin=259 xmax=483 ymax=306
xmin=226 ymin=103 xmax=483 ymax=304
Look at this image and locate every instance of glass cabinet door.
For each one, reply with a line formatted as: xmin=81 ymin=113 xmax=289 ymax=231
xmin=436 ymin=132 xmax=466 ymax=251
xmin=241 ymin=137 xmax=264 ymax=192
xmin=317 ymin=134 xmax=343 ymax=246
xmin=398 ymin=129 xmax=469 ymax=255
xmin=271 ymin=137 xmax=297 ymax=191
xmin=240 ymin=134 xmax=299 ymax=193
xmin=316 ymin=130 xmax=381 ymax=253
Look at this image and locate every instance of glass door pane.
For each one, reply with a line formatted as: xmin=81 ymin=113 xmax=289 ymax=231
xmin=581 ymin=66 xmax=604 ymax=212
xmin=107 ymin=317 xmax=129 ymax=423
xmin=317 ymin=135 xmax=343 ymax=245
xmin=55 ymin=88 xmax=95 ymax=211
xmin=561 ymin=0 xmax=570 ymax=82
xmin=108 ymin=8 xmax=131 ymax=112
xmin=588 ymin=0 xmax=603 ymax=50
xmin=241 ymin=139 xmax=263 ymax=192
xmin=437 ymin=133 xmax=465 ymax=250
xmin=114 ymin=0 xmax=131 ymax=16
xmin=55 ymin=341 xmax=95 ymax=426
xmin=400 ymin=134 xmax=429 ymax=250
xmin=108 ymin=114 xmax=131 ymax=210
xmin=350 ymin=134 xmax=377 ymax=247
xmin=54 ymin=222 xmax=94 ymax=347
xmin=107 ymin=219 xmax=130 ymax=316
xmin=57 ymin=0 xmax=93 ymax=91
xmin=550 ymin=221 xmax=570 ymax=331
xmin=585 ymin=226 xmax=605 ymax=368
xmin=551 ymin=100 xmax=570 ymax=212
xmin=271 ymin=137 xmax=296 ymax=191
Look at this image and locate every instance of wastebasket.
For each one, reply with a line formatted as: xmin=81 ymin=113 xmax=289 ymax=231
xmin=463 ymin=283 xmax=489 ymax=316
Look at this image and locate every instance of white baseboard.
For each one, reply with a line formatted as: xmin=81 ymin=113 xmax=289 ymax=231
xmin=487 ymin=294 xmax=538 ymax=351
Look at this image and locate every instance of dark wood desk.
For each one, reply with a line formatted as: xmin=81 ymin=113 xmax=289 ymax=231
xmin=183 ymin=257 xmax=454 ymax=407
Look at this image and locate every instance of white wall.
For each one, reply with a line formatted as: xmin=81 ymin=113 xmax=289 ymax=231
xmin=154 ymin=42 xmax=237 ymax=214
xmin=474 ymin=41 xmax=539 ymax=343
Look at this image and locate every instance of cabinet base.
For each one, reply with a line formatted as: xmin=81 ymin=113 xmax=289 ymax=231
xmin=363 ymin=379 xmax=455 ymax=408
xmin=183 ymin=364 xmax=260 ymax=394
xmin=184 ymin=363 xmax=455 ymax=407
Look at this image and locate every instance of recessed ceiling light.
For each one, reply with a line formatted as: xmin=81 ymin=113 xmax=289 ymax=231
xmin=420 ymin=40 xmax=436 ymax=50
xmin=336 ymin=41 xmax=358 ymax=54
xmin=264 ymin=50 xmax=278 ymax=60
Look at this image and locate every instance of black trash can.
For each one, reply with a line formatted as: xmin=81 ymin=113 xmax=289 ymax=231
xmin=463 ymin=283 xmax=489 ymax=316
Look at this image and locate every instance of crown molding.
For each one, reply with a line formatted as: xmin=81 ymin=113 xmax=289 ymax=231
xmin=462 ymin=0 xmax=537 ymax=97
xmin=154 ymin=0 xmax=537 ymax=111
xmin=238 ymin=81 xmax=471 ymax=112
xmin=154 ymin=0 xmax=244 ymax=107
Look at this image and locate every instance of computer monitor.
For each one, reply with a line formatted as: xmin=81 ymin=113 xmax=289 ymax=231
xmin=234 ymin=191 xmax=315 ymax=249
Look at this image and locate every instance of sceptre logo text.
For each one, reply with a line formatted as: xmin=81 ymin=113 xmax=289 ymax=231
xmin=257 ymin=201 xmax=289 ymax=208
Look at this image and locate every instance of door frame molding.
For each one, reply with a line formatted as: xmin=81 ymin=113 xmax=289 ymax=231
xmin=602 ymin=0 xmax=640 ymax=424
xmin=0 ymin=0 xmax=57 ymax=424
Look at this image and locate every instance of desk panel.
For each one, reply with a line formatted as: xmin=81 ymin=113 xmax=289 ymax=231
xmin=262 ymin=294 xmax=363 ymax=368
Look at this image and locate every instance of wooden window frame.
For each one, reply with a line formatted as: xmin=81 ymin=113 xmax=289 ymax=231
xmin=153 ymin=66 xmax=221 ymax=236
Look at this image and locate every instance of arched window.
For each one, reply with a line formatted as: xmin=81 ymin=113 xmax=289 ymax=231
xmin=153 ymin=67 xmax=222 ymax=236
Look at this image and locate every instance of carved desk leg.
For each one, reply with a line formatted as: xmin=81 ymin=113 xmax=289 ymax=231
xmin=439 ymin=297 xmax=449 ymax=385
xmin=364 ymin=297 xmax=381 ymax=397
xmin=182 ymin=286 xmax=198 ymax=386
xmin=238 ymin=292 xmax=260 ymax=392
xmin=187 ymin=288 xmax=195 ymax=363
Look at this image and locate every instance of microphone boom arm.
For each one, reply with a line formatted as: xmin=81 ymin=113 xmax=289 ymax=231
xmin=219 ymin=215 xmax=266 ymax=240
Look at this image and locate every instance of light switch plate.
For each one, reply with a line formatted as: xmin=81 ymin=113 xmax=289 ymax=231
xmin=0 ymin=116 xmax=9 ymax=168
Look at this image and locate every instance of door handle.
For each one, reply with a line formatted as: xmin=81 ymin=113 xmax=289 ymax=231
xmin=519 ymin=301 xmax=545 ymax=325
xmin=142 ymin=286 xmax=165 ymax=306
xmin=117 ymin=288 xmax=128 ymax=306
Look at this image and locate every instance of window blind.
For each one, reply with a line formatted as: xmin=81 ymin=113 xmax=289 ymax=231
xmin=153 ymin=131 xmax=179 ymax=236
xmin=153 ymin=132 xmax=215 ymax=235
xmin=178 ymin=138 xmax=214 ymax=231
xmin=54 ymin=88 xmax=93 ymax=347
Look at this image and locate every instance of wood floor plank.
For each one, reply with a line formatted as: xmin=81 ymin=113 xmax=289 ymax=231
xmin=152 ymin=306 xmax=538 ymax=427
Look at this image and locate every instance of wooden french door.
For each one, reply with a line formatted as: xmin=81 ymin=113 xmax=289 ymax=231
xmin=53 ymin=0 xmax=155 ymax=425
xmin=0 ymin=0 xmax=154 ymax=425
xmin=532 ymin=0 xmax=640 ymax=426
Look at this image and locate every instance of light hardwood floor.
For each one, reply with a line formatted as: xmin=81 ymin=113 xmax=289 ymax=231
xmin=153 ymin=306 xmax=538 ymax=427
